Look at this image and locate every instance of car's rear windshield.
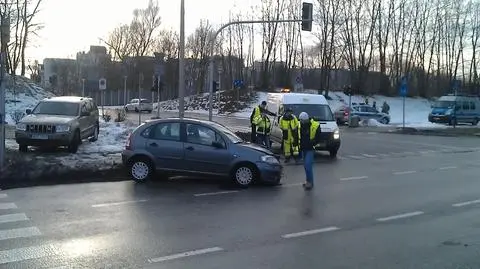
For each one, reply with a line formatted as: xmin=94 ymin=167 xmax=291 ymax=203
xmin=32 ymin=102 xmax=79 ymax=116
xmin=284 ymin=104 xmax=335 ymax=121
xmin=140 ymin=99 xmax=150 ymax=103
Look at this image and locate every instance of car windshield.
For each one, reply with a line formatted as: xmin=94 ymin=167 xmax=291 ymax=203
xmin=32 ymin=101 xmax=79 ymax=116
xmin=208 ymin=121 xmax=243 ymax=143
xmin=285 ymin=104 xmax=335 ymax=121
xmin=433 ymin=100 xmax=455 ymax=108
xmin=140 ymin=99 xmax=150 ymax=103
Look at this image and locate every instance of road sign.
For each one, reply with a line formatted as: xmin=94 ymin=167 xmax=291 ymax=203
xmin=99 ymin=78 xmax=106 ymax=90
xmin=399 ymin=76 xmax=407 ymax=96
xmin=233 ymin=79 xmax=244 ymax=88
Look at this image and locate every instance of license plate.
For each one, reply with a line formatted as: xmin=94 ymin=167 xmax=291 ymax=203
xmin=434 ymin=117 xmax=440 ymax=120
xmin=31 ymin=134 xmax=48 ymax=140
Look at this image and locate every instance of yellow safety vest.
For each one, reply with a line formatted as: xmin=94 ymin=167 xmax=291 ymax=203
xmin=299 ymin=119 xmax=320 ymax=140
xmin=253 ymin=115 xmax=271 ymax=134
xmin=251 ymin=106 xmax=261 ymax=123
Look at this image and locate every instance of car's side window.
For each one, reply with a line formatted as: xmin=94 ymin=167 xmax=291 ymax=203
xmin=151 ymin=122 xmax=180 ymax=141
xmin=471 ymin=102 xmax=476 ymax=110
xmin=463 ymin=101 xmax=469 ymax=110
xmin=186 ymin=124 xmax=219 ymax=146
xmin=368 ymin=107 xmax=377 ymax=113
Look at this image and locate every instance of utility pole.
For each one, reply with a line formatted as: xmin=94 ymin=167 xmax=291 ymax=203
xmin=156 ymin=75 xmax=161 ymax=118
xmin=178 ymin=0 xmax=185 ymax=119
xmin=123 ymin=76 xmax=127 ymax=105
xmin=0 ymin=16 xmax=10 ymax=172
xmin=138 ymin=73 xmax=143 ymax=125
xmin=81 ymin=78 xmax=85 ymax=96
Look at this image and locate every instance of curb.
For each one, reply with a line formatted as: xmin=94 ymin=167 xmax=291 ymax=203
xmin=0 ymin=168 xmax=128 ymax=190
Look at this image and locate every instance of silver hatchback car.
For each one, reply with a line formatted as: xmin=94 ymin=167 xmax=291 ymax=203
xmin=121 ymin=118 xmax=283 ymax=187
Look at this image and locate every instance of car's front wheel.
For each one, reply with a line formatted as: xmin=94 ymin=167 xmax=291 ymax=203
xmin=129 ymin=157 xmax=154 ymax=183
xmin=67 ymin=130 xmax=81 ymax=153
xmin=19 ymin=144 xmax=28 ymax=152
xmin=231 ymin=163 xmax=257 ymax=188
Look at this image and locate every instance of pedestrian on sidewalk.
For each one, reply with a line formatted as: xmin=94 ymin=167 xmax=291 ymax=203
xmin=298 ymin=112 xmax=321 ymax=190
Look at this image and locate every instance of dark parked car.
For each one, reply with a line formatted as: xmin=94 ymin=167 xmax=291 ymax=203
xmin=121 ymin=118 xmax=283 ymax=187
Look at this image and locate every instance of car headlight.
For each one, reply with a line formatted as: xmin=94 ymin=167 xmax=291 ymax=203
xmin=260 ymin=155 xmax=279 ymax=164
xmin=16 ymin=123 xmax=26 ymax=131
xmin=56 ymin=124 xmax=70 ymax=132
xmin=333 ymin=129 xmax=340 ymax=139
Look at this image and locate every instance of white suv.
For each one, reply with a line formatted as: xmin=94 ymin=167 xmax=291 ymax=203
xmin=124 ymin=99 xmax=153 ymax=113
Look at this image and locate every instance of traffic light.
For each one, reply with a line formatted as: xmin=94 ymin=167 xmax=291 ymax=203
xmin=212 ymin=81 xmax=219 ymax=92
xmin=301 ymin=2 xmax=313 ymax=32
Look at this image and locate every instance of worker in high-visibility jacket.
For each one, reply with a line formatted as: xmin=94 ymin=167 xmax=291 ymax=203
xmin=279 ymin=108 xmax=300 ymax=163
xmin=253 ymin=112 xmax=272 ymax=148
xmin=250 ymin=101 xmax=275 ymax=142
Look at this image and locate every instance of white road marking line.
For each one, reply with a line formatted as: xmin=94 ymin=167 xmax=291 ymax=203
xmin=0 ymin=203 xmax=17 ymax=210
xmin=362 ymin=154 xmax=377 ymax=158
xmin=194 ymin=190 xmax=239 ymax=197
xmin=402 ymin=152 xmax=415 ymax=155
xmin=452 ymin=199 xmax=480 ymax=207
xmin=48 ymin=266 xmax=69 ymax=269
xmin=148 ymin=247 xmax=224 ymax=263
xmin=376 ymin=211 xmax=424 ymax=222
xmin=340 ymin=176 xmax=368 ymax=181
xmin=347 ymin=155 xmax=363 ymax=159
xmin=0 ymin=194 xmax=7 ymax=199
xmin=0 ymin=244 xmax=59 ymax=264
xmin=91 ymin=199 xmax=148 ymax=208
xmin=377 ymin=153 xmax=389 ymax=157
xmin=393 ymin=170 xmax=416 ymax=175
xmin=439 ymin=166 xmax=457 ymax=170
xmin=281 ymin=226 xmax=340 ymax=239
xmin=0 ymin=213 xmax=28 ymax=224
xmin=0 ymin=227 xmax=42 ymax=241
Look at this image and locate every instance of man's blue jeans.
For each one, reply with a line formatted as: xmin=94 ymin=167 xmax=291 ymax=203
xmin=302 ymin=150 xmax=314 ymax=185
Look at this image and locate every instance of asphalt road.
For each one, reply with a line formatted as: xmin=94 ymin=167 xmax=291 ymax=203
xmin=1 ymin=127 xmax=480 ymax=268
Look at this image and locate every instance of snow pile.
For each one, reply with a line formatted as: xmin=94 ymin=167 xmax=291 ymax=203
xmin=5 ymin=75 xmax=54 ymax=124
xmin=158 ymin=89 xmax=259 ymax=115
xmin=5 ymin=120 xmax=136 ymax=175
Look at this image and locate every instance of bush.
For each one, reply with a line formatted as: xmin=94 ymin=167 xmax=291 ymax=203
xmin=10 ymin=110 xmax=25 ymax=124
xmin=102 ymin=112 xmax=112 ymax=122
xmin=114 ymin=108 xmax=126 ymax=122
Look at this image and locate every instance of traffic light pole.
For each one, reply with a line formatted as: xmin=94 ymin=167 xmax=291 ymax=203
xmin=207 ymin=18 xmax=310 ymax=121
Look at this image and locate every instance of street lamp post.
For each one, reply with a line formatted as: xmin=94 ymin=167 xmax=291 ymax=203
xmin=0 ymin=16 xmax=10 ymax=172
xmin=178 ymin=0 xmax=185 ymax=119
xmin=123 ymin=76 xmax=127 ymax=105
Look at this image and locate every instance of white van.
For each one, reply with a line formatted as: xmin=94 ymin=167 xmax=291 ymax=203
xmin=266 ymin=93 xmax=341 ymax=157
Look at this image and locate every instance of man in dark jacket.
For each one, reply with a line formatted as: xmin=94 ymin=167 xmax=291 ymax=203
xmin=298 ymin=112 xmax=322 ymax=190
xmin=250 ymin=101 xmax=276 ymax=142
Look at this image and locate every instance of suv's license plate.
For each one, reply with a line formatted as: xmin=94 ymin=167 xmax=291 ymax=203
xmin=31 ymin=134 xmax=48 ymax=140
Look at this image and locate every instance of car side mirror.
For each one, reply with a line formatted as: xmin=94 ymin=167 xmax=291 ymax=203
xmin=26 ymin=109 xmax=32 ymax=115
xmin=212 ymin=141 xmax=224 ymax=149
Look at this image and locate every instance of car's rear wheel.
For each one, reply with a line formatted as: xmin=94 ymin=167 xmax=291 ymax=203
xmin=89 ymin=124 xmax=99 ymax=142
xmin=380 ymin=117 xmax=389 ymax=124
xmin=129 ymin=157 xmax=154 ymax=183
xmin=134 ymin=107 xmax=139 ymax=113
xmin=19 ymin=144 xmax=28 ymax=152
xmin=231 ymin=163 xmax=257 ymax=188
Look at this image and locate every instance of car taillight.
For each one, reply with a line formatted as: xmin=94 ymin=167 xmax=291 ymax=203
xmin=125 ymin=134 xmax=132 ymax=150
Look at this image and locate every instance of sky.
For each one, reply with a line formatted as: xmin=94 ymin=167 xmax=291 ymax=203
xmin=26 ymin=0 xmax=280 ymax=64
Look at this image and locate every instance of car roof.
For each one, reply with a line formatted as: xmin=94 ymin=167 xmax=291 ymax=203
xmin=268 ymin=93 xmax=329 ymax=105
xmin=143 ymin=117 xmax=222 ymax=127
xmin=41 ymin=96 xmax=90 ymax=103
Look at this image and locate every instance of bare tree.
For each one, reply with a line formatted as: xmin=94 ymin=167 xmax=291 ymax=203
xmin=154 ymin=29 xmax=179 ymax=60
xmin=103 ymin=0 xmax=161 ymax=60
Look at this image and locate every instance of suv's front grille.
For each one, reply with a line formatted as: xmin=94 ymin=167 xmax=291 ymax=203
xmin=27 ymin=124 xmax=56 ymax=133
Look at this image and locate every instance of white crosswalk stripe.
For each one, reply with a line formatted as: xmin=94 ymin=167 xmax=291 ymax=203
xmin=0 ymin=196 xmax=63 ymax=267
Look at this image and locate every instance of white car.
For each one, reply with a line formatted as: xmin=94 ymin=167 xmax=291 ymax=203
xmin=124 ymin=99 xmax=153 ymax=113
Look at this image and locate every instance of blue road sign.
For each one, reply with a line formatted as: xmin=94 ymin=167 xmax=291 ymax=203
xmin=400 ymin=76 xmax=407 ymax=96
xmin=233 ymin=79 xmax=244 ymax=88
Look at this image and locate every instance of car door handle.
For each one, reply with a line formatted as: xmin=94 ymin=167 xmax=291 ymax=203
xmin=186 ymin=146 xmax=194 ymax=151
xmin=149 ymin=142 xmax=158 ymax=147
